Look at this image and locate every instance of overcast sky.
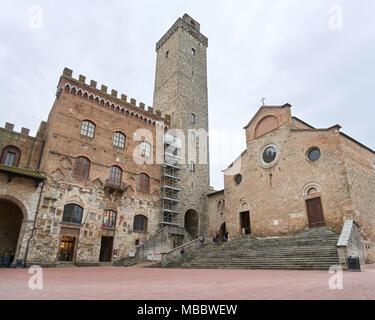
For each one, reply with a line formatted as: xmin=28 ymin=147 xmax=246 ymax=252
xmin=1 ymin=0 xmax=374 ymax=189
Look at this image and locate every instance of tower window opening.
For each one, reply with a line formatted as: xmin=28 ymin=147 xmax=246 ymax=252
xmin=192 ymin=48 xmax=195 ymax=56
xmin=190 ymin=132 xmax=195 ymax=142
xmin=189 ymin=161 xmax=195 ymax=172
xmin=166 ymin=50 xmax=169 ymax=58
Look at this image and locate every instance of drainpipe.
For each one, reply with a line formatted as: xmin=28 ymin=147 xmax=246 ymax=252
xmin=23 ymin=179 xmax=45 ymax=267
xmin=23 ymin=138 xmax=46 ymax=266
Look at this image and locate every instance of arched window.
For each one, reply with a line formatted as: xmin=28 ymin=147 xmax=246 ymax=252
xmin=189 ymin=161 xmax=195 ymax=172
xmin=62 ymin=204 xmax=83 ymax=224
xmin=102 ymin=210 xmax=117 ymax=229
xmin=1 ymin=146 xmax=21 ymax=167
xmin=191 ymin=113 xmax=196 ymax=124
xmin=113 ymin=132 xmax=126 ymax=148
xmin=80 ymin=120 xmax=95 ymax=138
xmin=133 ymin=215 xmax=148 ymax=232
xmin=140 ymin=141 xmax=151 ymax=157
xmin=138 ymin=173 xmax=150 ymax=193
xmin=73 ymin=157 xmax=90 ymax=178
xmin=108 ymin=165 xmax=122 ymax=187
xmin=218 ymin=200 xmax=224 ymax=214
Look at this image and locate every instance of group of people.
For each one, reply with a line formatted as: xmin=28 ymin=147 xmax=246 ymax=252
xmin=1 ymin=252 xmax=15 ymax=268
xmin=213 ymin=230 xmax=229 ymax=245
xmin=180 ymin=230 xmax=229 ymax=261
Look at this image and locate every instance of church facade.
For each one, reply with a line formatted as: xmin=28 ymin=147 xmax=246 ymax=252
xmin=207 ymin=104 xmax=375 ymax=264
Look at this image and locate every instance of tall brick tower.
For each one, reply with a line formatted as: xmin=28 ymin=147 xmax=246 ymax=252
xmin=153 ymin=14 xmax=210 ymax=238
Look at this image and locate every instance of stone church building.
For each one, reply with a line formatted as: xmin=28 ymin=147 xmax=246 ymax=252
xmin=207 ymin=104 xmax=375 ymax=264
xmin=1 ymin=14 xmax=374 ymax=267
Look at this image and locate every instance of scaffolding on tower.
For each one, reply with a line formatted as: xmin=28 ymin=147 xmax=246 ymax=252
xmin=160 ymin=133 xmax=181 ymax=227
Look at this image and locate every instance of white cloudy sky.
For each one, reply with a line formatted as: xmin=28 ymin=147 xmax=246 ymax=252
xmin=1 ymin=0 xmax=374 ymax=189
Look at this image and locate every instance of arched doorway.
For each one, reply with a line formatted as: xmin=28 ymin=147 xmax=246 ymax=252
xmin=219 ymin=222 xmax=226 ymax=239
xmin=0 ymin=199 xmax=23 ymax=267
xmin=184 ymin=209 xmax=199 ymax=239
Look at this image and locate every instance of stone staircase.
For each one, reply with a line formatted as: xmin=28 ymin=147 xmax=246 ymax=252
xmin=166 ymin=227 xmax=340 ymax=270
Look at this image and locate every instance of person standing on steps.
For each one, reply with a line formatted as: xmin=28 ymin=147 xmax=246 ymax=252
xmin=215 ymin=234 xmax=220 ymax=246
xmin=180 ymin=247 xmax=185 ymax=262
xmin=223 ymin=230 xmax=229 ymax=242
xmin=199 ymin=234 xmax=205 ymax=247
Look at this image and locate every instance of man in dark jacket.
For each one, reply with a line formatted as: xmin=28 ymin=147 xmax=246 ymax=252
xmin=180 ymin=247 xmax=185 ymax=262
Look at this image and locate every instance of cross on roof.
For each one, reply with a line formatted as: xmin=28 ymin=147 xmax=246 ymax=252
xmin=261 ymin=97 xmax=266 ymax=106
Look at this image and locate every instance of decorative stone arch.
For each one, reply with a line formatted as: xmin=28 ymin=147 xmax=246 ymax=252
xmin=0 ymin=194 xmax=30 ymax=263
xmin=302 ymin=182 xmax=322 ymax=198
xmin=254 ymin=115 xmax=279 ymax=138
xmin=236 ymin=198 xmax=250 ymax=212
xmin=63 ymin=195 xmax=85 ymax=209
xmin=74 ymin=153 xmax=93 ymax=163
xmin=184 ymin=209 xmax=199 ymax=239
xmin=0 ymin=194 xmax=28 ymax=220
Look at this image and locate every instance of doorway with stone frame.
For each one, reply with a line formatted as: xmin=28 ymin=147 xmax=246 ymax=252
xmin=184 ymin=209 xmax=199 ymax=239
xmin=57 ymin=227 xmax=80 ymax=263
xmin=99 ymin=236 xmax=114 ymax=262
xmin=240 ymin=211 xmax=251 ymax=235
xmin=306 ymin=197 xmax=325 ymax=228
xmin=58 ymin=236 xmax=76 ymax=261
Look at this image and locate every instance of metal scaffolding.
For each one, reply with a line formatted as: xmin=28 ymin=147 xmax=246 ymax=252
xmin=160 ymin=134 xmax=181 ymax=226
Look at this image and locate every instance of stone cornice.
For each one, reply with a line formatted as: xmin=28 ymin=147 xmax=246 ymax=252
xmin=57 ymin=73 xmax=170 ymax=129
xmin=156 ymin=17 xmax=208 ymax=51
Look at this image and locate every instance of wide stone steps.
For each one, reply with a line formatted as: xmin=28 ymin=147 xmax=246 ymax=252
xmin=166 ymin=227 xmax=340 ymax=270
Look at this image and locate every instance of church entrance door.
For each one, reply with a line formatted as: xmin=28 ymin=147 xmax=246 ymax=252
xmin=306 ymin=197 xmax=325 ymax=228
xmin=240 ymin=211 xmax=250 ymax=235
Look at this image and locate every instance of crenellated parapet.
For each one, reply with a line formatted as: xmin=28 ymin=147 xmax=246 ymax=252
xmin=58 ymin=68 xmax=171 ymax=129
xmin=0 ymin=121 xmax=46 ymax=139
xmin=156 ymin=14 xmax=208 ymax=51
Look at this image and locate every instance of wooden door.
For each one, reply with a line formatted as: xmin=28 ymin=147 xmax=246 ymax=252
xmin=240 ymin=211 xmax=250 ymax=234
xmin=99 ymin=237 xmax=114 ymax=262
xmin=306 ymin=197 xmax=325 ymax=228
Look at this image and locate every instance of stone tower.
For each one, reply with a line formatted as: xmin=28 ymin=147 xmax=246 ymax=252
xmin=153 ymin=14 xmax=210 ymax=237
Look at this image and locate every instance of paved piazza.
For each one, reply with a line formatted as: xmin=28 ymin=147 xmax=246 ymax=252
xmin=0 ymin=265 xmax=374 ymax=300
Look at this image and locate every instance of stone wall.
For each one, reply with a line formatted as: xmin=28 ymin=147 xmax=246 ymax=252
xmin=0 ymin=174 xmax=43 ymax=263
xmin=0 ymin=121 xmax=45 ymax=170
xmin=340 ymin=134 xmax=375 ymax=263
xmin=135 ymin=225 xmax=185 ymax=262
xmin=340 ymin=135 xmax=375 ymax=239
xmin=160 ymin=237 xmax=212 ymax=267
xmin=207 ymin=190 xmax=225 ymax=238
xmin=337 ymin=220 xmax=365 ymax=269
